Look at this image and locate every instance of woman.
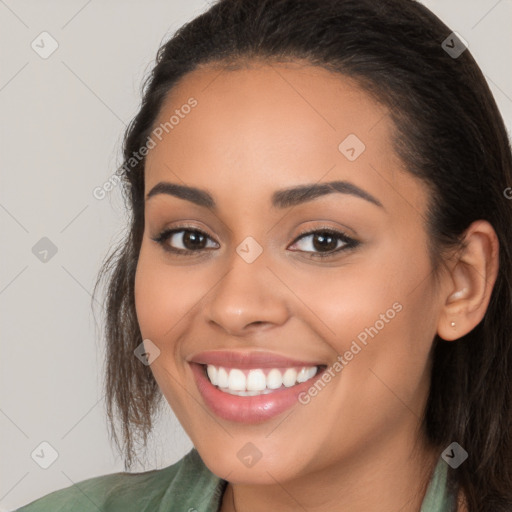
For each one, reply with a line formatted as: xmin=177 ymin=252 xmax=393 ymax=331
xmin=17 ymin=0 xmax=512 ymax=510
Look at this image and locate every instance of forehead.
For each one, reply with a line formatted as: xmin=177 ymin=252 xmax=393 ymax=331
xmin=144 ymin=61 xmax=427 ymax=215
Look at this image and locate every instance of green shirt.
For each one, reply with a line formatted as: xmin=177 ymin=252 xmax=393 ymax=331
xmin=16 ymin=448 xmax=456 ymax=511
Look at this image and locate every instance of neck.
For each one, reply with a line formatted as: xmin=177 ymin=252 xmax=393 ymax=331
xmin=221 ymin=423 xmax=439 ymax=512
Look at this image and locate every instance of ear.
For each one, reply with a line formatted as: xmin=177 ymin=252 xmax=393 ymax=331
xmin=437 ymin=220 xmax=499 ymax=341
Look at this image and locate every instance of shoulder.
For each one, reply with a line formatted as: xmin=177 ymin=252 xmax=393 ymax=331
xmin=15 ymin=448 xmax=226 ymax=512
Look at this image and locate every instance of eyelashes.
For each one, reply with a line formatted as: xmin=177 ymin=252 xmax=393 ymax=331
xmin=289 ymin=227 xmax=359 ymax=256
xmin=152 ymin=227 xmax=218 ymax=254
xmin=151 ymin=225 xmax=360 ymax=260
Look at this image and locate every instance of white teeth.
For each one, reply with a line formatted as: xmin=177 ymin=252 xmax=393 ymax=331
xmin=306 ymin=367 xmax=317 ymax=379
xmin=217 ymin=367 xmax=229 ymax=388
xmin=223 ymin=388 xmax=274 ymax=396
xmin=266 ymin=369 xmax=283 ymax=389
xmin=296 ymin=367 xmax=309 ymax=383
xmin=206 ymin=365 xmax=217 ymax=385
xmin=282 ymin=368 xmax=298 ymax=387
xmin=247 ymin=369 xmax=266 ymax=391
xmin=228 ymin=369 xmax=246 ymax=391
xmin=297 ymin=366 xmax=317 ymax=383
xmin=205 ymin=364 xmax=319 ymax=395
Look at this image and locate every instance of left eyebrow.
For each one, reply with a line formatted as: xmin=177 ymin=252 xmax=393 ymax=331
xmin=145 ymin=180 xmax=384 ymax=210
xmin=271 ymin=180 xmax=384 ymax=209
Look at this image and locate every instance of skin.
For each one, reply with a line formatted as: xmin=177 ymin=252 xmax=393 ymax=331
xmin=134 ymin=60 xmax=499 ymax=512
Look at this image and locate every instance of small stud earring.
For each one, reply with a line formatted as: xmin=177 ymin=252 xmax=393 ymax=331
xmin=450 ymin=321 xmax=456 ymax=328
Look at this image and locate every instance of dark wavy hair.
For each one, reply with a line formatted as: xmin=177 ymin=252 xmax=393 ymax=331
xmin=91 ymin=0 xmax=512 ymax=509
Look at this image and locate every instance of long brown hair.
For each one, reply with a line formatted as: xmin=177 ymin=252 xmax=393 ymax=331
xmin=92 ymin=1 xmax=512 ymax=509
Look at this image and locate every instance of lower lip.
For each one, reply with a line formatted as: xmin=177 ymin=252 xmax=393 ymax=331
xmin=190 ymin=363 xmax=324 ymax=424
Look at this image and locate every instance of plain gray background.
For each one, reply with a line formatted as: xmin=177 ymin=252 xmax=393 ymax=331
xmin=1 ymin=1 xmax=511 ymax=510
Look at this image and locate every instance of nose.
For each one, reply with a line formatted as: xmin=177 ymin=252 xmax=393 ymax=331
xmin=202 ymin=248 xmax=290 ymax=336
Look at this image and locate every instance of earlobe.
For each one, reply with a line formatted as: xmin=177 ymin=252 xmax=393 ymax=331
xmin=436 ymin=220 xmax=499 ymax=342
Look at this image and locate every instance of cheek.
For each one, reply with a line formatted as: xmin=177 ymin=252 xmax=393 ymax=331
xmin=288 ymin=234 xmax=435 ymax=387
xmin=134 ymin=244 xmax=216 ymax=342
xmin=285 ymin=259 xmax=404 ymax=346
xmin=133 ymin=247 xmax=201 ymax=415
xmin=303 ymin=233 xmax=432 ymax=341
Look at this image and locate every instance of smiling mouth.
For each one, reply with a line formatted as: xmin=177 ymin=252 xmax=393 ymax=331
xmin=202 ymin=363 xmax=327 ymax=396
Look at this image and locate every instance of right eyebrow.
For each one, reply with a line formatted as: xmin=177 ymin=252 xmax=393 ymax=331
xmin=145 ymin=182 xmax=216 ymax=210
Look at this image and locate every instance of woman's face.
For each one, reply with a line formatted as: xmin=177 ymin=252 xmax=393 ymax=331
xmin=134 ymin=61 xmax=446 ymax=483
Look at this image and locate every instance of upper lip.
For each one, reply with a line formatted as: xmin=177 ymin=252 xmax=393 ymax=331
xmin=188 ymin=350 xmax=325 ymax=368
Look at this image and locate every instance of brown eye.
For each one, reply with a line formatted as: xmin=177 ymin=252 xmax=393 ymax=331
xmin=152 ymin=228 xmax=219 ymax=254
xmin=288 ymin=229 xmax=359 ymax=258
xmin=311 ymin=232 xmax=339 ymax=252
xmin=181 ymin=230 xmax=208 ymax=250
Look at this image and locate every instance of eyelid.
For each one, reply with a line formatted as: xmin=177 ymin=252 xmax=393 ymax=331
xmin=287 ymin=226 xmax=359 ymax=257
